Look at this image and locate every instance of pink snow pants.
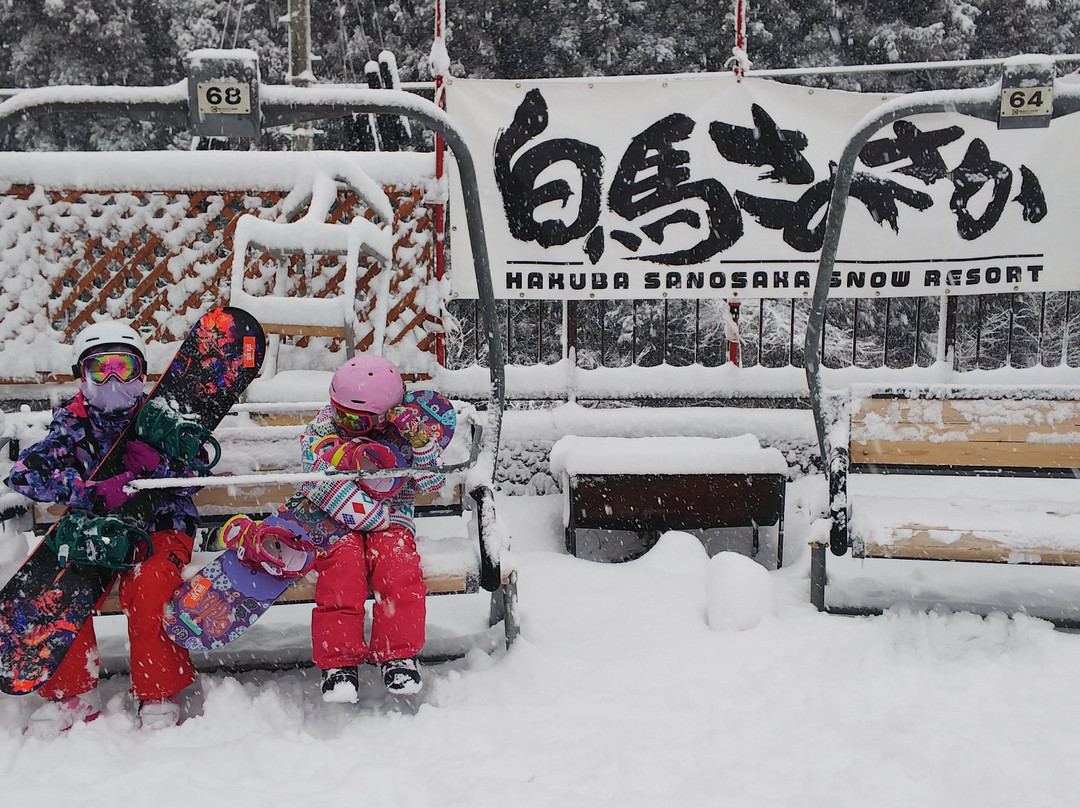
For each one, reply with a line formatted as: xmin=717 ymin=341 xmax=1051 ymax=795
xmin=40 ymin=530 xmax=196 ymax=702
xmin=311 ymin=524 xmax=426 ymax=669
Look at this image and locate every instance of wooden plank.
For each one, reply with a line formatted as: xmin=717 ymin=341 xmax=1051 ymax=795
xmin=193 ymin=482 xmax=298 ymax=513
xmin=249 ymin=412 xmax=314 ymax=427
xmin=260 ymin=322 xmax=348 ymax=339
xmin=853 ymin=398 xmax=1080 ymax=429
xmin=850 ymin=395 xmax=1080 ymax=468
xmin=851 ymin=421 xmax=1080 ymax=443
xmin=860 ymin=531 xmax=1080 ymax=565
xmin=851 ymin=439 xmax=1080 ymax=468
xmin=37 ymin=485 xmax=458 ymax=521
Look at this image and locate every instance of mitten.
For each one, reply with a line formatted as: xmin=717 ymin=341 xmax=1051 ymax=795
xmin=95 ymin=472 xmax=136 ymax=509
xmin=313 ymin=436 xmax=366 ymax=470
xmin=123 ymin=440 xmax=162 ymax=477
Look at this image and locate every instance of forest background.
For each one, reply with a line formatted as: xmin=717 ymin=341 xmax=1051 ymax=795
xmin=3 ymin=0 xmax=1076 ymax=150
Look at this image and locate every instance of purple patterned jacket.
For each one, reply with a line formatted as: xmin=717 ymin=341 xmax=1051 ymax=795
xmin=4 ymin=391 xmax=200 ymax=535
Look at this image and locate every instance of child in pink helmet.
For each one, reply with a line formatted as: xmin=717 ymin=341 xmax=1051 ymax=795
xmin=296 ymin=354 xmax=445 ymax=702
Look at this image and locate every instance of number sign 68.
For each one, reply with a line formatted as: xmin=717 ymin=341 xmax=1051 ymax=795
xmin=197 ymin=81 xmax=251 ymax=115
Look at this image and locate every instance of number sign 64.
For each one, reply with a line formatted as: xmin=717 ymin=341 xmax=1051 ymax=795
xmin=1000 ymin=85 xmax=1053 ymax=117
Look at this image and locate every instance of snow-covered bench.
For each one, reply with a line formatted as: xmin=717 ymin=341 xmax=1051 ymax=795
xmin=550 ymin=434 xmax=788 ymax=566
xmin=813 ymin=384 xmax=1080 ymax=615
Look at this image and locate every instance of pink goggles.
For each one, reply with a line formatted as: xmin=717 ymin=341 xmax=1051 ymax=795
xmin=81 ymin=351 xmax=145 ymax=384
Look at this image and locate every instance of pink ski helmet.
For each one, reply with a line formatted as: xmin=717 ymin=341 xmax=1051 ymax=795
xmin=328 ymin=355 xmax=404 ymax=434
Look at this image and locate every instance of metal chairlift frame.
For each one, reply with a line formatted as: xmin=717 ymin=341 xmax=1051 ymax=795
xmin=803 ymin=62 xmax=1080 ymax=611
xmin=0 ymin=82 xmax=510 ymax=618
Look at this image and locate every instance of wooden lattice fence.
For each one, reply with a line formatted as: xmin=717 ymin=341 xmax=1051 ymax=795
xmin=0 ymin=183 xmax=436 ymax=383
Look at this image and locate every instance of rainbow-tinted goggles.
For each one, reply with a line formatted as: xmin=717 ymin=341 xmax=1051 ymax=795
xmin=80 ymin=351 xmax=146 ymax=384
xmin=332 ymin=404 xmax=385 ymax=435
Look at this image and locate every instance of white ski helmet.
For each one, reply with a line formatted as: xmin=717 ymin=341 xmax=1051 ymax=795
xmin=71 ymin=320 xmax=147 ymax=374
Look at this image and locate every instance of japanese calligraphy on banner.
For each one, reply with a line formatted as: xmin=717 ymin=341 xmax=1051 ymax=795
xmin=445 ymin=74 xmax=1080 ymax=300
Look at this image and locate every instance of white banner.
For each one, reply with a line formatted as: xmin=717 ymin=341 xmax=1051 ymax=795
xmin=446 ymin=74 xmax=1080 ymax=300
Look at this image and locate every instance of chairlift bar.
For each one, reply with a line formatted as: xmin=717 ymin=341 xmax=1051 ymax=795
xmin=749 ymin=53 xmax=1080 ymax=78
xmin=129 ymin=421 xmax=484 ymax=492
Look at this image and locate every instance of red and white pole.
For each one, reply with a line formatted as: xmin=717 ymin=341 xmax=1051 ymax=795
xmin=431 ymin=0 xmax=448 ymax=366
xmin=728 ymin=0 xmax=747 ymax=364
xmin=731 ymin=0 xmax=749 ymax=80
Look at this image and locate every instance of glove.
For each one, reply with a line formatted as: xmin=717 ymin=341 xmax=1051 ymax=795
xmin=95 ymin=471 xmax=136 ymax=509
xmin=123 ymin=440 xmax=162 ymax=477
xmin=386 ymin=406 xmax=429 ymax=448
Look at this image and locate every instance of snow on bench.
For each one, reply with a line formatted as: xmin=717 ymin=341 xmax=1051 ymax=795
xmin=550 ymin=434 xmax=788 ymax=565
xmin=836 ymin=385 xmax=1080 ymax=564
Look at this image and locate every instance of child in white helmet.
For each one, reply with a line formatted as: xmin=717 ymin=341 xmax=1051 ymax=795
xmin=5 ymin=320 xmax=200 ymax=734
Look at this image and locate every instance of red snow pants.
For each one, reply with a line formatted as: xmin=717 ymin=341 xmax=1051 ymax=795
xmin=40 ymin=529 xmax=195 ymax=702
xmin=311 ymin=524 xmax=426 ymax=669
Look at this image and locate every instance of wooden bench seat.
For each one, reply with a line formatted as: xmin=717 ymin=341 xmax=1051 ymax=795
xmin=812 ymin=384 xmax=1080 ymax=618
xmin=11 ymin=410 xmax=518 ymax=657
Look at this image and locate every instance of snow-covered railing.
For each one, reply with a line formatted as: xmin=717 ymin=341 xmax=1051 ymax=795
xmin=229 ymin=168 xmax=396 ymax=375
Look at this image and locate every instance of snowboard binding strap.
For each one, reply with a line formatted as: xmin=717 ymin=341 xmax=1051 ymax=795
xmin=47 ymin=511 xmax=153 ymax=571
xmin=135 ymin=401 xmax=221 ymax=470
xmin=219 ymin=515 xmax=317 ymax=580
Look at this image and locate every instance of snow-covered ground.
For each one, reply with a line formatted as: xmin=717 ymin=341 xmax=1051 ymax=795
xmin=3 ymin=478 xmax=1080 ymax=808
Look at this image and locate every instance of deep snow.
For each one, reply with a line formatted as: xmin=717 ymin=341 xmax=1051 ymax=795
xmin=3 ymin=480 xmax=1080 ymax=808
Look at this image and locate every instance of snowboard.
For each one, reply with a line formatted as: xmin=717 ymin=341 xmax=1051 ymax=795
xmin=162 ymin=390 xmax=456 ymax=652
xmin=0 ymin=306 xmax=266 ymax=695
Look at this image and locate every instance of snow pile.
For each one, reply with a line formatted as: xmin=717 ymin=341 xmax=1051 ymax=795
xmin=706 ymin=550 xmax=775 ymax=630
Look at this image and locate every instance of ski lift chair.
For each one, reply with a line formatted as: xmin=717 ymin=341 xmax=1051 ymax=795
xmin=0 ymin=83 xmax=516 ymax=669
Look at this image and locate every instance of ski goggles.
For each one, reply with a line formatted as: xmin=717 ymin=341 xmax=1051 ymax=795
xmin=332 ymin=404 xmax=385 ymax=435
xmin=81 ymin=351 xmax=145 ymax=384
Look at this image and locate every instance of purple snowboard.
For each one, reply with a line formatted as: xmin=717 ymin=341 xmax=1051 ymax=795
xmin=162 ymin=391 xmax=455 ymax=652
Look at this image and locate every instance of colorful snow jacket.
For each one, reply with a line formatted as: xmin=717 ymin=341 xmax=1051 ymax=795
xmin=5 ymin=391 xmax=200 ymax=535
xmin=298 ymin=404 xmax=445 ymax=535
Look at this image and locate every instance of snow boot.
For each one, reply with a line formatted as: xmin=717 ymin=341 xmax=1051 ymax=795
xmin=321 ymin=666 xmax=360 ymax=704
xmin=380 ymin=657 xmax=422 ymax=696
xmin=137 ymin=695 xmax=180 ymax=730
xmin=26 ymin=689 xmax=102 ymax=737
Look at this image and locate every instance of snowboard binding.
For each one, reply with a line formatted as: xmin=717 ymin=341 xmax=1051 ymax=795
xmin=135 ymin=399 xmax=221 ymax=470
xmin=219 ymin=515 xmax=317 ymax=580
xmin=47 ymin=511 xmax=152 ymax=571
xmin=311 ymin=435 xmax=405 ymax=499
